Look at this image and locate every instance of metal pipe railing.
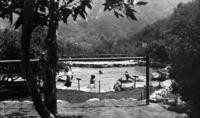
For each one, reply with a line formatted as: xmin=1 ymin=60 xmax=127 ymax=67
xmin=59 ymin=57 xmax=144 ymax=61
xmin=0 ymin=57 xmax=144 ymax=64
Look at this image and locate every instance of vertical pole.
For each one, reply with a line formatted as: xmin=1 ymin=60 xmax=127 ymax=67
xmin=77 ymin=78 xmax=81 ymax=91
xmin=99 ymin=80 xmax=101 ymax=93
xmin=40 ymin=52 xmax=45 ymax=90
xmin=140 ymin=92 xmax=143 ymax=100
xmin=146 ymin=55 xmax=150 ymax=105
xmin=78 ymin=79 xmax=80 ymax=91
xmin=134 ymin=77 xmax=136 ymax=88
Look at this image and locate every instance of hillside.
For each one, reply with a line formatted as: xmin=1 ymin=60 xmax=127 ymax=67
xmin=58 ymin=0 xmax=192 ymax=41
xmin=0 ymin=0 xmax=192 ymax=38
xmin=0 ymin=0 xmax=192 ymax=55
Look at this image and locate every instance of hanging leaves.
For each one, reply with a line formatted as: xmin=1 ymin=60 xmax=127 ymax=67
xmin=14 ymin=14 xmax=23 ymax=29
xmin=60 ymin=8 xmax=72 ymax=23
xmin=114 ymin=10 xmax=119 ymax=18
xmin=67 ymin=0 xmax=74 ymax=5
xmin=136 ymin=1 xmax=148 ymax=6
xmin=102 ymin=0 xmax=147 ymax=20
xmin=126 ymin=6 xmax=137 ymax=20
xmin=0 ymin=0 xmax=147 ymax=29
xmin=114 ymin=10 xmax=124 ymax=18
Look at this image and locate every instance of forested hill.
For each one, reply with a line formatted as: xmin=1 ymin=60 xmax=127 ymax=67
xmin=0 ymin=0 xmax=192 ymax=56
xmin=132 ymin=0 xmax=200 ymax=62
xmin=58 ymin=0 xmax=192 ymax=40
xmin=57 ymin=0 xmax=192 ymax=55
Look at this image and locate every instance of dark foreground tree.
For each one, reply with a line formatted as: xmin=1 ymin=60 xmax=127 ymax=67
xmin=20 ymin=0 xmax=55 ymax=117
xmin=168 ymin=1 xmax=200 ymax=117
xmin=0 ymin=0 xmax=147 ymax=117
xmin=125 ymin=0 xmax=200 ymax=117
xmin=44 ymin=0 xmax=59 ymax=114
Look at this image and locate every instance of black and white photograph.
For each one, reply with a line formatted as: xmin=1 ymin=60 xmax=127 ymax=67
xmin=0 ymin=0 xmax=199 ymax=118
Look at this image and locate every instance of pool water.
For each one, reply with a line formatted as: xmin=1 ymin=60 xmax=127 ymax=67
xmin=56 ymin=66 xmax=159 ymax=92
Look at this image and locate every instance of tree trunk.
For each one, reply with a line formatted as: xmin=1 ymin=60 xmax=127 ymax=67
xmin=44 ymin=0 xmax=58 ymax=114
xmin=21 ymin=0 xmax=54 ymax=118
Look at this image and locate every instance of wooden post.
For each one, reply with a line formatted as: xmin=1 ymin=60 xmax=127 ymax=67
xmin=132 ymin=76 xmax=138 ymax=88
xmin=134 ymin=78 xmax=136 ymax=88
xmin=78 ymin=80 xmax=80 ymax=91
xmin=99 ymin=80 xmax=101 ymax=93
xmin=40 ymin=52 xmax=45 ymax=89
xmin=140 ymin=92 xmax=143 ymax=100
xmin=77 ymin=78 xmax=81 ymax=91
xmin=146 ymin=55 xmax=150 ymax=105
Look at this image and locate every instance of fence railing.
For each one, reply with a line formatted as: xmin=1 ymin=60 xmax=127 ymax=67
xmin=0 ymin=57 xmax=144 ymax=64
xmin=61 ymin=54 xmax=130 ymax=58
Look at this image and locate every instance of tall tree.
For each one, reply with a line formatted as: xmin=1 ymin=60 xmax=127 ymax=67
xmin=20 ymin=0 xmax=54 ymax=117
xmin=44 ymin=0 xmax=59 ymax=114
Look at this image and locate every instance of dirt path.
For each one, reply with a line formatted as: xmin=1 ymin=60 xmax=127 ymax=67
xmin=0 ymin=99 xmax=188 ymax=118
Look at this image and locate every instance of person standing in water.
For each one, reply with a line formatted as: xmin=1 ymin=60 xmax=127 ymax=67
xmin=67 ymin=57 xmax=72 ymax=71
xmin=90 ymin=75 xmax=96 ymax=89
xmin=64 ymin=66 xmax=73 ymax=87
xmin=99 ymin=70 xmax=103 ymax=74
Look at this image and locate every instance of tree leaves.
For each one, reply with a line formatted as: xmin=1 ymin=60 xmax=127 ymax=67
xmin=136 ymin=1 xmax=148 ymax=6
xmin=114 ymin=10 xmax=124 ymax=18
xmin=103 ymin=0 xmax=147 ymax=20
xmin=59 ymin=0 xmax=92 ymax=23
xmin=114 ymin=10 xmax=119 ymax=18
xmin=103 ymin=0 xmax=121 ymax=11
xmin=0 ymin=0 xmax=147 ymax=29
xmin=83 ymin=0 xmax=92 ymax=9
xmin=14 ymin=14 xmax=23 ymax=29
xmin=66 ymin=0 xmax=74 ymax=5
xmin=126 ymin=6 xmax=137 ymax=20
xmin=61 ymin=8 xmax=72 ymax=23
xmin=33 ymin=13 xmax=48 ymax=26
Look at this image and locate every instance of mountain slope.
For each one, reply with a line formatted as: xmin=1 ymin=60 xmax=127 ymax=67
xmin=0 ymin=0 xmax=192 ymax=50
xmin=58 ymin=0 xmax=192 ymax=44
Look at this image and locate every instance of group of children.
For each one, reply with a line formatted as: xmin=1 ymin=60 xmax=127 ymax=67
xmin=113 ymin=71 xmax=136 ymax=91
xmin=62 ymin=65 xmax=134 ymax=92
xmin=63 ymin=66 xmax=96 ymax=89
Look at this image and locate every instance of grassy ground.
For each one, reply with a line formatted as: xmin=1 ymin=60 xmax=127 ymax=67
xmin=57 ymin=87 xmax=153 ymax=103
xmin=1 ymin=86 xmax=158 ymax=102
xmin=0 ymin=86 xmax=189 ymax=118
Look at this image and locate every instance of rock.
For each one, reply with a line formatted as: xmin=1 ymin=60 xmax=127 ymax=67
xmin=125 ymin=98 xmax=137 ymax=101
xmin=176 ymin=97 xmax=186 ymax=106
xmin=150 ymin=88 xmax=170 ymax=102
xmin=86 ymin=98 xmax=100 ymax=102
xmin=161 ymin=80 xmax=172 ymax=88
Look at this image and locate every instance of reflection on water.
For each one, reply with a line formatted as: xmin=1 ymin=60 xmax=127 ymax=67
xmin=56 ymin=66 xmax=159 ymax=92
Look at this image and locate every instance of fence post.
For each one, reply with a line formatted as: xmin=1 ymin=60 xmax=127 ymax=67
xmin=39 ymin=52 xmax=46 ymax=90
xmin=134 ymin=78 xmax=136 ymax=88
xmin=146 ymin=55 xmax=150 ymax=105
xmin=99 ymin=80 xmax=101 ymax=93
xmin=77 ymin=78 xmax=81 ymax=91
xmin=140 ymin=91 xmax=143 ymax=100
xmin=134 ymin=77 xmax=137 ymax=88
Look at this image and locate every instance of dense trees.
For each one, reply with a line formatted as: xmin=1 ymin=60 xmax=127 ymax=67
xmin=0 ymin=29 xmax=21 ymax=60
xmin=168 ymin=1 xmax=200 ymax=117
xmin=129 ymin=0 xmax=200 ymax=117
xmin=0 ymin=28 xmax=44 ymax=82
